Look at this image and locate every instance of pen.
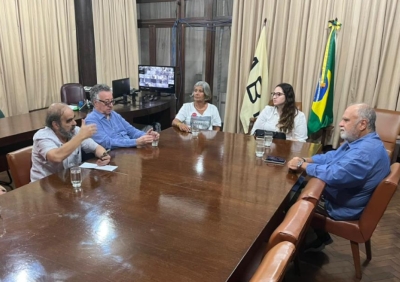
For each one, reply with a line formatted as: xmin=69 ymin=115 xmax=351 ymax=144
xmin=101 ymin=149 xmax=110 ymax=160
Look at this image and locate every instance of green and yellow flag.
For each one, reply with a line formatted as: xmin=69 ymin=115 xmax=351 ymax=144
xmin=308 ymin=20 xmax=341 ymax=134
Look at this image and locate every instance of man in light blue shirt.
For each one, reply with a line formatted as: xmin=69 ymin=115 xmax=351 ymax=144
xmin=85 ymin=84 xmax=159 ymax=149
xmin=288 ymin=103 xmax=390 ymax=251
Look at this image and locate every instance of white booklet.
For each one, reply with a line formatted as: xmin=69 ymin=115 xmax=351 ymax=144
xmin=79 ymin=162 xmax=118 ymax=172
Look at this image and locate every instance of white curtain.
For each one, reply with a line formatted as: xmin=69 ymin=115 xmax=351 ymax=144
xmin=19 ymin=0 xmax=79 ymax=111
xmin=92 ymin=0 xmax=139 ymax=88
xmin=0 ymin=0 xmax=29 ymax=116
xmin=0 ymin=0 xmax=78 ymax=116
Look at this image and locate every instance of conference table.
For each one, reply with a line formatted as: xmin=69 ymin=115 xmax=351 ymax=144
xmin=0 ymin=128 xmax=321 ymax=281
xmin=0 ymin=98 xmax=175 ymax=172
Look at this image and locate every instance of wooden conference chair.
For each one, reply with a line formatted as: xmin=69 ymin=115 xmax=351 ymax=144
xmin=297 ymin=177 xmax=326 ymax=206
xmin=311 ymin=162 xmax=400 ymax=279
xmin=266 ymin=199 xmax=317 ymax=275
xmin=250 ymin=241 xmax=296 ymax=282
xmin=266 ymin=199 xmax=315 ymax=253
xmin=264 ymin=179 xmax=325 ymax=275
xmin=374 ymin=108 xmax=400 ymax=162
xmin=6 ymin=146 xmax=33 ymax=188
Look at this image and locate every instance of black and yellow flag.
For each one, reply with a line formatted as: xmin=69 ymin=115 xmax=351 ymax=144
xmin=240 ymin=25 xmax=269 ymax=134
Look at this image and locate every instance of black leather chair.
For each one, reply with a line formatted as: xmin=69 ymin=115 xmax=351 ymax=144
xmin=60 ymin=83 xmax=86 ymax=105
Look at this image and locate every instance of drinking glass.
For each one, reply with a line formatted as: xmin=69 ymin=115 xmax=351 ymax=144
xmin=152 ymin=137 xmax=159 ymax=147
xmin=264 ymin=132 xmax=273 ymax=147
xmin=152 ymin=123 xmax=161 ymax=146
xmin=70 ymin=166 xmax=82 ymax=188
xmin=192 ymin=125 xmax=199 ymax=138
xmin=255 ymin=137 xmax=265 ymax=158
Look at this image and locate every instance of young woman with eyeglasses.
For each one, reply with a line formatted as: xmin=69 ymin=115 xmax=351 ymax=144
xmin=250 ymin=83 xmax=307 ymax=141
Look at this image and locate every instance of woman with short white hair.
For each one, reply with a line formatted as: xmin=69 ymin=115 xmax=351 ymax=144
xmin=172 ymin=81 xmax=222 ymax=132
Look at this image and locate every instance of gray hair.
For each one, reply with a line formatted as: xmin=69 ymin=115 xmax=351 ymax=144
xmin=193 ymin=81 xmax=212 ymax=101
xmin=90 ymin=84 xmax=112 ymax=103
xmin=45 ymin=103 xmax=68 ymax=129
xmin=356 ymin=103 xmax=376 ymax=132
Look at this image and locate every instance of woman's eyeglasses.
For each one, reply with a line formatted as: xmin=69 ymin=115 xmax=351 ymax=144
xmin=97 ymin=99 xmax=116 ymax=106
xmin=271 ymin=92 xmax=284 ymax=97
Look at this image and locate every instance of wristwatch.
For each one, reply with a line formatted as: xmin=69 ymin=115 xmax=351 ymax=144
xmin=297 ymin=159 xmax=304 ymax=168
xmin=297 ymin=157 xmax=307 ymax=168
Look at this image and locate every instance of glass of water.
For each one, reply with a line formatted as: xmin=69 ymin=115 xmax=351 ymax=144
xmin=70 ymin=166 xmax=82 ymax=188
xmin=152 ymin=135 xmax=159 ymax=147
xmin=191 ymin=124 xmax=199 ymax=138
xmin=264 ymin=132 xmax=273 ymax=147
xmin=255 ymin=137 xmax=265 ymax=158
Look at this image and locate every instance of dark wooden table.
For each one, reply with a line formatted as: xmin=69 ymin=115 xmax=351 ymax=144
xmin=0 ymin=128 xmax=321 ymax=281
xmin=0 ymin=98 xmax=175 ymax=172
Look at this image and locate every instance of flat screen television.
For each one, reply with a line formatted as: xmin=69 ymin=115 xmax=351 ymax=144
xmin=138 ymin=65 xmax=175 ymax=94
xmin=112 ymin=78 xmax=130 ymax=104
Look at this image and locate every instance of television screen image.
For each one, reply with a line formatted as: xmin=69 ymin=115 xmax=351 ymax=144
xmin=138 ymin=65 xmax=175 ymax=94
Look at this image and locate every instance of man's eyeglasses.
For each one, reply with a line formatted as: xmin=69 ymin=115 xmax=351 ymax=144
xmin=271 ymin=92 xmax=284 ymax=97
xmin=97 ymin=99 xmax=115 ymax=106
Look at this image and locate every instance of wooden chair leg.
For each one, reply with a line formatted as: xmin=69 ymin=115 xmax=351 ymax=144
xmin=365 ymin=239 xmax=372 ymax=260
xmin=350 ymin=240 xmax=362 ymax=279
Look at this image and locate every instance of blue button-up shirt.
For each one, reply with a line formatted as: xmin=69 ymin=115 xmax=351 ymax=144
xmin=85 ymin=109 xmax=145 ymax=149
xmin=306 ymin=132 xmax=390 ymax=220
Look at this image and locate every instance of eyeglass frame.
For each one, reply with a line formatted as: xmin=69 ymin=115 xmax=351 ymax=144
xmin=271 ymin=92 xmax=285 ymax=97
xmin=96 ymin=99 xmax=116 ymax=106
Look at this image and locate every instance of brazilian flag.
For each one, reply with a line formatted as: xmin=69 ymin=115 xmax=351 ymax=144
xmin=308 ymin=20 xmax=341 ymax=135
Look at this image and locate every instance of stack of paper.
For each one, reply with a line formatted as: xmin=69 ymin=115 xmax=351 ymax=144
xmin=80 ymin=162 xmax=118 ymax=171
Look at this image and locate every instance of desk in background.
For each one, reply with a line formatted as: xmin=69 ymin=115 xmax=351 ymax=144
xmin=0 ymin=98 xmax=175 ymax=172
xmin=0 ymin=128 xmax=321 ymax=281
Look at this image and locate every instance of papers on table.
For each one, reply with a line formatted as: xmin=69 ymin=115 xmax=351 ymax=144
xmin=80 ymin=162 xmax=118 ymax=172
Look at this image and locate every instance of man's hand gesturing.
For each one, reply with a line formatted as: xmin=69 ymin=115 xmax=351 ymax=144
xmin=78 ymin=119 xmax=97 ymax=139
